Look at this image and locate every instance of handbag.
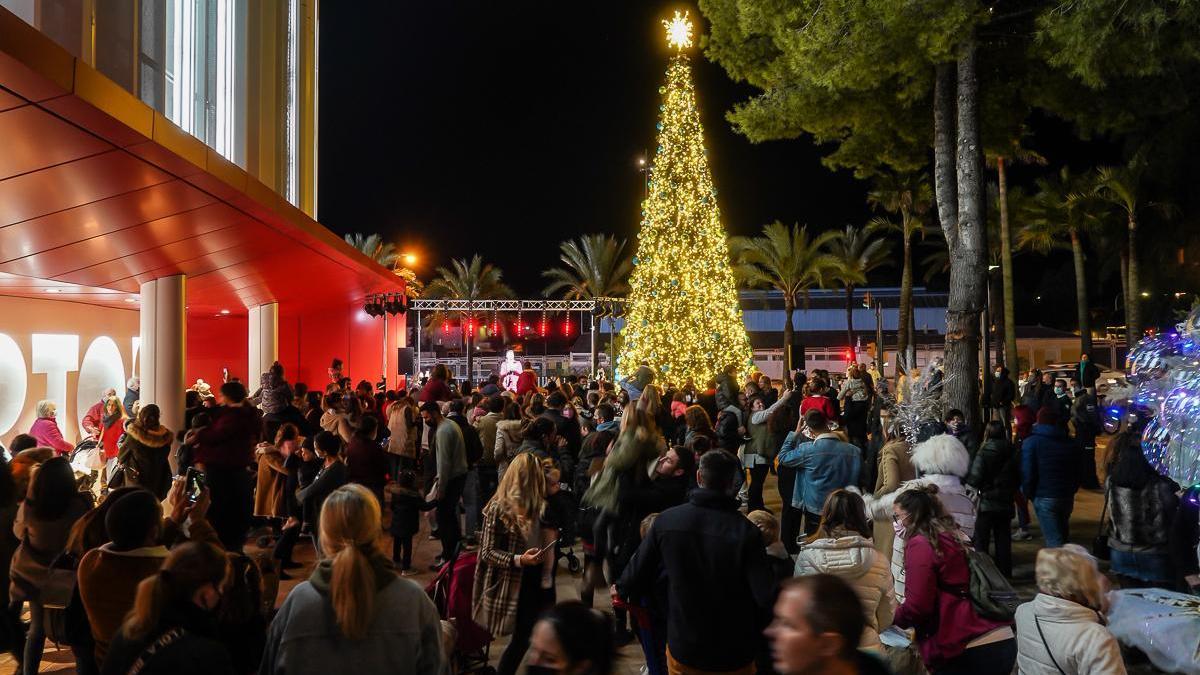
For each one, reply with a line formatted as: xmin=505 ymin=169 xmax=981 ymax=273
xmin=1092 ymin=487 xmax=1111 ymax=560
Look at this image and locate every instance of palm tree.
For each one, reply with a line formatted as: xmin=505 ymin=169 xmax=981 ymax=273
xmin=824 ymin=224 xmax=892 ymax=351
xmin=988 ymin=140 xmax=1046 ymax=372
xmin=729 ymin=222 xmax=840 ymax=372
xmin=425 ymin=255 xmax=515 ymax=388
xmin=867 ymin=172 xmax=932 ymax=375
xmin=1018 ymin=168 xmax=1103 ymax=355
xmin=541 ymin=234 xmax=632 ymax=299
xmin=1093 ymin=159 xmax=1167 ymax=345
xmin=343 ymin=233 xmax=398 ymax=267
xmin=542 ymin=234 xmax=632 ymax=372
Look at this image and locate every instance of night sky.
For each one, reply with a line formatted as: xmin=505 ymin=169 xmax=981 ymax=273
xmin=316 ymin=2 xmax=869 ymax=296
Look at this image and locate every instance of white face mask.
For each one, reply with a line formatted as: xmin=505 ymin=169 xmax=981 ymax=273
xmin=892 ymin=517 xmax=907 ymax=540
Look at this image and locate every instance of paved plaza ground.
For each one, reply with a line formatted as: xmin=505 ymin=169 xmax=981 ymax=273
xmin=4 ymin=440 xmax=1168 ymax=674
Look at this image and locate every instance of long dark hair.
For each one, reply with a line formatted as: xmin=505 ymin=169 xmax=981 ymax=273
xmin=122 ymin=542 xmax=229 ymax=641
xmin=894 ymin=484 xmax=960 ymax=557
xmin=1107 ymin=428 xmax=1159 ymax=490
xmin=808 ymin=489 xmax=872 ymax=543
xmin=28 ymin=457 xmax=79 ymax=521
xmin=537 ymin=601 xmax=616 ymax=675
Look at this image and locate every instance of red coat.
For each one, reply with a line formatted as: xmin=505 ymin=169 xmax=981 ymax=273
xmin=100 ymin=418 xmax=125 ymax=459
xmin=516 ymin=370 xmax=538 ymax=398
xmin=81 ymin=400 xmax=105 ymax=439
xmin=418 ymin=378 xmax=452 ymax=403
xmin=195 ymin=404 xmax=261 ymax=469
xmin=800 ymin=395 xmax=837 ymax=422
xmin=893 ymin=532 xmax=1009 ymax=668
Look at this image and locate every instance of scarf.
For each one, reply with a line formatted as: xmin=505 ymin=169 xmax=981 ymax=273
xmin=103 ymin=410 xmax=123 ymax=429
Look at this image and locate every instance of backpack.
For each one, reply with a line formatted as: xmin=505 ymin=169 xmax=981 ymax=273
xmin=964 ymin=548 xmax=1020 ymax=621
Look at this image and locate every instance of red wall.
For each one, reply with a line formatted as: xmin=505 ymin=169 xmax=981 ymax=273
xmin=183 ymin=304 xmax=404 ymax=394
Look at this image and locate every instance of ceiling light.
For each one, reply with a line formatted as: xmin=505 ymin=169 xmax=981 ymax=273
xmin=124 ymin=298 xmax=137 ymax=303
xmin=45 ymin=289 xmax=61 ymax=293
xmin=220 ymin=309 xmax=231 ymax=315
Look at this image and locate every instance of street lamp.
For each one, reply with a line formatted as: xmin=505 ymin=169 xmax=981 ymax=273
xmin=402 ymin=252 xmax=418 ymax=267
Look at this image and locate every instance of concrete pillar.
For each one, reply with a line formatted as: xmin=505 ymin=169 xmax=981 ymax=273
xmin=139 ymin=275 xmax=186 ymax=466
xmin=248 ymin=303 xmax=279 ymax=383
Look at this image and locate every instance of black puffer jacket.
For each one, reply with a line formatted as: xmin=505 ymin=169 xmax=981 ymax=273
xmin=965 ymin=438 xmax=1019 ymax=514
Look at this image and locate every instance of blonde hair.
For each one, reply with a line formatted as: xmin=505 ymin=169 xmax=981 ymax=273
xmin=35 ymin=400 xmax=56 ymax=418
xmin=639 ymin=512 xmax=659 ymax=539
xmin=319 ymin=484 xmax=385 ymax=640
xmin=487 ymin=452 xmax=545 ymax=532
xmin=636 ymin=385 xmax=663 ymax=417
xmin=1035 ymin=544 xmax=1107 ymax=612
xmin=746 ymin=510 xmax=780 ymax=545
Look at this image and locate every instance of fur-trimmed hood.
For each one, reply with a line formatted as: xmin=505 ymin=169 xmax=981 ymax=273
xmin=125 ymin=422 xmax=173 ymax=447
xmin=911 ymin=433 xmax=969 ymax=478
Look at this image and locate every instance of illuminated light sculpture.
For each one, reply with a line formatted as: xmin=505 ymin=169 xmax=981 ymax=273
xmin=617 ymin=11 xmax=753 ymax=384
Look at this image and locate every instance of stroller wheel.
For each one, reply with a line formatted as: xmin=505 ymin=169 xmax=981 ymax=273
xmin=566 ymin=553 xmax=581 ymax=574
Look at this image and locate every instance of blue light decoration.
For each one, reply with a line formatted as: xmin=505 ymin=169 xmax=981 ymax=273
xmin=1114 ymin=306 xmax=1200 ymax=488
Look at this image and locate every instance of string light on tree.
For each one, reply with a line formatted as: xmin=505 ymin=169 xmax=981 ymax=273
xmin=617 ymin=10 xmax=754 ymax=384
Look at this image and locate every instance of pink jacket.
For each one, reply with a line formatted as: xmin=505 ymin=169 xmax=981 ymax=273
xmin=29 ymin=417 xmax=75 ymax=455
xmin=893 ymin=532 xmax=1009 ymax=668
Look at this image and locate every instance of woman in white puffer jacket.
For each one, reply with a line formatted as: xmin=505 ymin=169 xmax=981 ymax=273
xmin=861 ymin=433 xmax=976 ymax=604
xmin=794 ymin=489 xmax=895 ymax=652
xmin=1015 ymin=545 xmax=1126 ymax=674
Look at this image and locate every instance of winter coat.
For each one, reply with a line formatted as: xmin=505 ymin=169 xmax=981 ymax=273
xmin=777 ymin=432 xmax=862 ymax=514
xmin=257 ymin=373 xmax=291 ymax=416
xmin=262 ymin=555 xmax=447 ymax=675
xmin=965 ymin=438 xmax=1020 ymax=514
xmin=318 ymin=410 xmax=354 ymax=444
xmin=194 ymin=404 xmax=259 ymax=469
xmin=417 ymin=377 xmax=453 ymax=403
xmin=872 ymin=440 xmax=916 ymax=556
xmin=29 ymin=416 xmax=74 ymax=455
xmin=1076 ymin=361 xmax=1101 ymax=389
xmin=388 ymin=487 xmax=435 ymax=537
xmin=794 ymin=533 xmax=895 ymax=650
xmin=296 ymin=460 xmax=347 ymax=526
xmin=893 ymin=531 xmax=1010 ymax=669
xmin=745 ymin=394 xmax=790 ymax=465
xmin=617 ymin=489 xmax=776 ymax=672
xmin=1106 ymin=474 xmax=1178 ymax=554
xmin=1021 ymin=423 xmax=1080 ymax=500
xmin=494 ymin=420 xmax=524 ymax=478
xmin=800 ymin=395 xmax=837 ymax=422
xmin=119 ymin=422 xmax=174 ymax=499
xmin=990 ymin=368 xmax=1016 ymax=408
xmin=472 ymin=412 xmax=502 ymax=467
xmin=1070 ymin=393 xmax=1101 ymax=436
xmin=715 ymin=372 xmax=739 ymax=411
xmin=1014 ymin=594 xmax=1125 ymax=675
xmin=385 ymin=404 xmax=417 ymax=459
xmin=101 ymin=603 xmax=234 ymax=675
xmin=123 ymin=389 xmax=139 ymax=417
xmin=254 ymin=443 xmax=289 ymax=518
xmin=864 ymin=434 xmax=974 ymax=605
xmin=473 ymin=501 xmax=546 ymax=637
xmin=78 ymin=543 xmax=169 ymax=663
xmin=432 ymin=419 xmax=468 ymax=484
xmin=345 ymin=435 xmax=390 ymax=501
xmin=9 ymin=493 xmax=92 ymax=602
xmin=516 ymin=369 xmax=538 ymax=398
xmin=82 ymin=400 xmax=105 ymax=439
xmin=100 ymin=415 xmax=125 ymax=460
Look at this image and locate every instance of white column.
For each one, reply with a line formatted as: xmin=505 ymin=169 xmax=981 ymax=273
xmin=248 ymin=303 xmax=279 ymax=383
xmin=140 ymin=275 xmax=186 ymax=466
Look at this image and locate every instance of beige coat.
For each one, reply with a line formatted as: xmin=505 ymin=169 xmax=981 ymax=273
xmin=254 ymin=443 xmax=288 ymax=518
xmin=872 ymin=440 xmax=916 ymax=557
xmin=794 ymin=534 xmax=895 ymax=651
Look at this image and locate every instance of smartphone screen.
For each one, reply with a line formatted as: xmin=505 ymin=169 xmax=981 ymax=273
xmin=185 ymin=468 xmax=206 ymax=503
xmin=537 ymin=538 xmax=560 ymax=556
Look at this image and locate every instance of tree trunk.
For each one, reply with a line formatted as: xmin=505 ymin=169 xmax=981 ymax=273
xmin=1069 ymin=229 xmax=1093 ymax=356
xmin=1119 ymin=248 xmax=1130 ymax=341
xmin=1126 ymin=214 xmax=1141 ymax=343
xmin=845 ymin=286 xmax=856 ymax=353
xmin=934 ymin=63 xmax=959 ymax=243
xmin=784 ymin=297 xmax=796 ymax=373
xmin=943 ymin=37 xmax=987 ymax=433
xmin=897 ymin=228 xmax=914 ymax=377
xmin=997 ymin=156 xmax=1019 ymax=373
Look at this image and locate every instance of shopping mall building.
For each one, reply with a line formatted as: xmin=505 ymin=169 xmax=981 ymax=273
xmin=0 ymin=2 xmax=407 ymax=448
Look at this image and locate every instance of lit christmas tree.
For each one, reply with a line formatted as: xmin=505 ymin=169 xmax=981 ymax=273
xmin=618 ymin=11 xmax=753 ymax=384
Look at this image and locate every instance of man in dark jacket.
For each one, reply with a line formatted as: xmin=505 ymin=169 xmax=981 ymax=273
xmin=1021 ymin=407 xmax=1080 ymax=547
xmin=1069 ymin=379 xmax=1102 ymax=489
xmin=1077 ymin=353 xmax=1101 ymax=391
xmin=195 ymin=381 xmax=261 ymax=551
xmin=965 ymin=423 xmax=1020 ymax=576
xmin=989 ymin=364 xmax=1016 ymax=432
xmin=542 ymin=391 xmax=581 ymax=477
xmin=616 ymin=450 xmax=775 ymax=673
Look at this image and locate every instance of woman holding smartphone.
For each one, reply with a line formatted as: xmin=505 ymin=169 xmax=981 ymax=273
xmin=472 ymin=452 xmax=554 ymax=675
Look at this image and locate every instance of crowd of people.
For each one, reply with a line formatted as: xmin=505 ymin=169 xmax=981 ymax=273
xmin=0 ymin=353 xmax=1196 ymax=674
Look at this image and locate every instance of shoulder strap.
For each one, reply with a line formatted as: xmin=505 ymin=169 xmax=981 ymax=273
xmin=1034 ymin=616 xmax=1068 ymax=675
xmin=126 ymin=627 xmax=185 ymax=675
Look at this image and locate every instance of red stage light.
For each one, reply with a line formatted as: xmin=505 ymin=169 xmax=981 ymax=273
xmin=563 ymin=317 xmax=572 ymax=336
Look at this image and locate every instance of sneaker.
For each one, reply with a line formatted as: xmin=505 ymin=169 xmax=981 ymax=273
xmin=400 ymin=568 xmax=418 ymax=577
xmin=1011 ymin=528 xmax=1032 ymax=541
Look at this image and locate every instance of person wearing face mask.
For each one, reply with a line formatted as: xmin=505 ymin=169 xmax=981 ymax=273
xmin=1049 ymin=379 xmax=1072 ymax=429
xmin=765 ymin=575 xmax=891 ymax=675
xmin=99 ymin=542 xmax=235 ymax=675
xmin=989 ymin=365 xmax=1015 ymax=434
xmin=942 ymin=409 xmax=977 ymax=460
xmin=523 ymin=601 xmax=617 ymax=675
xmin=1021 ymin=407 xmax=1080 ymax=548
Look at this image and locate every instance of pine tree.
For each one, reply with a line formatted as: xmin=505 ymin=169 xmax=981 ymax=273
xmin=618 ymin=12 xmax=753 ymax=384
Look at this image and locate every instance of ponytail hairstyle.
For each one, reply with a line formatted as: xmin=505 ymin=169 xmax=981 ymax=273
xmin=893 ymin=484 xmax=960 ymax=557
xmin=122 ymin=542 xmax=229 ymax=642
xmin=318 ymin=483 xmax=384 ymax=640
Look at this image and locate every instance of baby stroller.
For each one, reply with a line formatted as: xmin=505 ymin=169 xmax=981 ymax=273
xmin=68 ymin=438 xmax=103 ymax=494
xmin=426 ymin=550 xmax=494 ymax=674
